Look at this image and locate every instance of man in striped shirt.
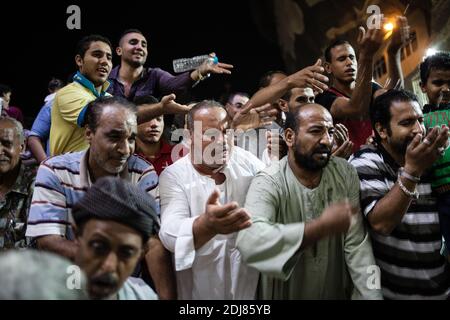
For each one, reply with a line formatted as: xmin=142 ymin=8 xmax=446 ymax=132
xmin=26 ymin=96 xmax=176 ymax=299
xmin=349 ymin=89 xmax=450 ymax=299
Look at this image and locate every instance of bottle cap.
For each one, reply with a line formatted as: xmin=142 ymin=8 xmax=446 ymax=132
xmin=210 ymin=56 xmax=219 ymax=64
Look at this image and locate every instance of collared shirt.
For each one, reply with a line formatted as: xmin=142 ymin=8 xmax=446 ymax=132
xmin=49 ymin=72 xmax=110 ymax=156
xmin=137 ymin=140 xmax=189 ymax=176
xmin=107 ymin=66 xmax=193 ymax=101
xmin=117 ymin=277 xmax=158 ymax=300
xmin=159 ymin=146 xmax=265 ymax=300
xmin=237 ymin=156 xmax=382 ymax=300
xmin=26 ymin=150 xmax=159 ymax=239
xmin=29 ymin=99 xmax=53 ymax=156
xmin=349 ymin=144 xmax=450 ymax=299
xmin=0 ymin=162 xmax=35 ymax=250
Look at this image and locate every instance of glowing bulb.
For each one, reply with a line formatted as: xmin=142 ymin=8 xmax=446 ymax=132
xmin=383 ymin=22 xmax=394 ymax=31
xmin=426 ymin=48 xmax=437 ymax=57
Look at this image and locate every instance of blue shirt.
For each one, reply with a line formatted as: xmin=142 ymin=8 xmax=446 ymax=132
xmin=30 ymin=99 xmax=53 ymax=156
xmin=26 ymin=150 xmax=159 ymax=239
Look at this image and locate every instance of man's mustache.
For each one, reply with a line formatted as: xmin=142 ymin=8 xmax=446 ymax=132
xmin=90 ymin=273 xmax=118 ymax=288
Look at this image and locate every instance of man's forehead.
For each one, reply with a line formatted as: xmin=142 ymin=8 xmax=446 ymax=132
xmin=230 ymin=95 xmax=249 ymax=104
xmin=0 ymin=123 xmax=17 ymax=137
xmin=123 ymin=32 xmax=147 ymax=43
xmin=291 ymin=87 xmax=314 ymax=97
xmin=298 ymin=105 xmax=333 ymax=125
xmin=429 ymin=68 xmax=450 ymax=79
xmin=391 ymin=100 xmax=423 ymax=118
xmin=83 ymin=219 xmax=142 ymax=244
xmin=99 ymin=107 xmax=137 ymax=127
xmin=331 ymin=44 xmax=355 ymax=58
xmin=88 ymin=41 xmax=112 ymax=53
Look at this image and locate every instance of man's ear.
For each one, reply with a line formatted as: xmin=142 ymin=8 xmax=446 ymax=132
xmin=85 ymin=126 xmax=93 ymax=144
xmin=284 ymin=128 xmax=295 ymax=148
xmin=279 ymin=99 xmax=289 ymax=113
xmin=419 ymin=81 xmax=427 ymax=93
xmin=374 ymin=122 xmax=388 ymax=140
xmin=75 ymin=55 xmax=83 ymax=69
xmin=116 ymin=46 xmax=122 ymax=57
xmin=324 ymin=61 xmax=332 ymax=75
xmin=19 ymin=141 xmax=25 ymax=154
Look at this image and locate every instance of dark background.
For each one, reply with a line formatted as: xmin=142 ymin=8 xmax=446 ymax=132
xmin=0 ymin=0 xmax=284 ymax=127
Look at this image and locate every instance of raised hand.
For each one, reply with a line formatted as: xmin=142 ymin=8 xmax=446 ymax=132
xmin=357 ymin=23 xmax=384 ymax=57
xmin=332 ymin=124 xmax=353 ymax=159
xmin=388 ymin=16 xmax=410 ymax=54
xmin=160 ymin=94 xmax=192 ymax=114
xmin=404 ymin=125 xmax=449 ymax=177
xmin=231 ymin=103 xmax=278 ymax=131
xmin=203 ymin=189 xmax=252 ymax=235
xmin=197 ymin=52 xmax=233 ymax=77
xmin=287 ymin=59 xmax=329 ymax=94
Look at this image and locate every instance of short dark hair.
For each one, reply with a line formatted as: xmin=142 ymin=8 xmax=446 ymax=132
xmin=76 ymin=34 xmax=112 ymax=59
xmin=324 ymin=39 xmax=351 ymax=63
xmin=187 ymin=100 xmax=225 ymax=131
xmin=370 ymin=89 xmax=419 ymax=142
xmin=258 ymin=70 xmax=287 ymax=89
xmin=133 ymin=95 xmax=158 ymax=106
xmin=0 ymin=84 xmax=12 ymax=96
xmin=119 ymin=29 xmax=144 ymax=46
xmin=48 ymin=78 xmax=64 ymax=93
xmin=84 ymin=96 xmax=137 ymax=132
xmin=419 ymin=51 xmax=450 ymax=84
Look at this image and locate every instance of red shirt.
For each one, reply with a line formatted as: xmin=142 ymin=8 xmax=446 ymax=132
xmin=137 ymin=140 xmax=189 ymax=176
xmin=316 ymin=84 xmax=381 ymax=153
xmin=5 ymin=106 xmax=24 ymax=124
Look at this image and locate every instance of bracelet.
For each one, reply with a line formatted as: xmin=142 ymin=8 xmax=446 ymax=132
xmin=397 ymin=176 xmax=419 ymax=199
xmin=197 ymin=70 xmax=204 ymax=81
xmin=399 ymin=167 xmax=420 ymax=183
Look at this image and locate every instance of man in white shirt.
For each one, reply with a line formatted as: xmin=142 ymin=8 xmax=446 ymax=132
xmin=159 ymin=100 xmax=265 ymax=299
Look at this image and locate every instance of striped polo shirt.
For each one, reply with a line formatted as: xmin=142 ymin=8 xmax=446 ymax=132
xmin=26 ymin=150 xmax=159 ymax=239
xmin=349 ymin=144 xmax=450 ymax=300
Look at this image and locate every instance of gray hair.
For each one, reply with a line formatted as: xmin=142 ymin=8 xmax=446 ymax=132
xmin=0 ymin=116 xmax=25 ymax=144
xmin=0 ymin=250 xmax=88 ymax=300
xmin=187 ymin=100 xmax=225 ymax=131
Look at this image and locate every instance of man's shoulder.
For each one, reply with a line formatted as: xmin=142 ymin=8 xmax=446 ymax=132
xmin=15 ymin=162 xmax=36 ymax=191
xmin=159 ymin=155 xmax=191 ymax=178
xmin=127 ymin=154 xmax=157 ymax=175
xmin=231 ymin=146 xmax=265 ymax=171
xmin=118 ymin=277 xmax=158 ymax=300
xmin=41 ymin=151 xmax=84 ymax=173
xmin=54 ymin=83 xmax=92 ymax=104
xmin=56 ymin=82 xmax=88 ymax=96
xmin=349 ymin=145 xmax=383 ymax=163
xmin=328 ymin=155 xmax=357 ymax=172
xmin=254 ymin=157 xmax=287 ymax=186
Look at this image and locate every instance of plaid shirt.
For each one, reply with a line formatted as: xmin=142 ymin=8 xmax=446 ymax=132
xmin=0 ymin=162 xmax=35 ymax=249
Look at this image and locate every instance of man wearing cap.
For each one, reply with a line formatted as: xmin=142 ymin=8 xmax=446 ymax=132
xmin=27 ymin=96 xmax=176 ymax=299
xmin=73 ymin=176 xmax=159 ymax=300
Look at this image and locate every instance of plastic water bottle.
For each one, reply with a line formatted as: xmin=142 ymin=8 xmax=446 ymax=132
xmin=173 ymin=55 xmax=218 ymax=73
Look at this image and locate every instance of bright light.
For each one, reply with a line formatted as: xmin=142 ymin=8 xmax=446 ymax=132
xmin=426 ymin=48 xmax=437 ymax=57
xmin=383 ymin=22 xmax=394 ymax=31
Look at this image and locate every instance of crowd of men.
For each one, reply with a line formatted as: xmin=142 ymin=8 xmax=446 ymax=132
xmin=1 ymin=16 xmax=450 ymax=300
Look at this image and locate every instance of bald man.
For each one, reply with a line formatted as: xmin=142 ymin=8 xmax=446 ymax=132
xmin=237 ymin=104 xmax=381 ymax=300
